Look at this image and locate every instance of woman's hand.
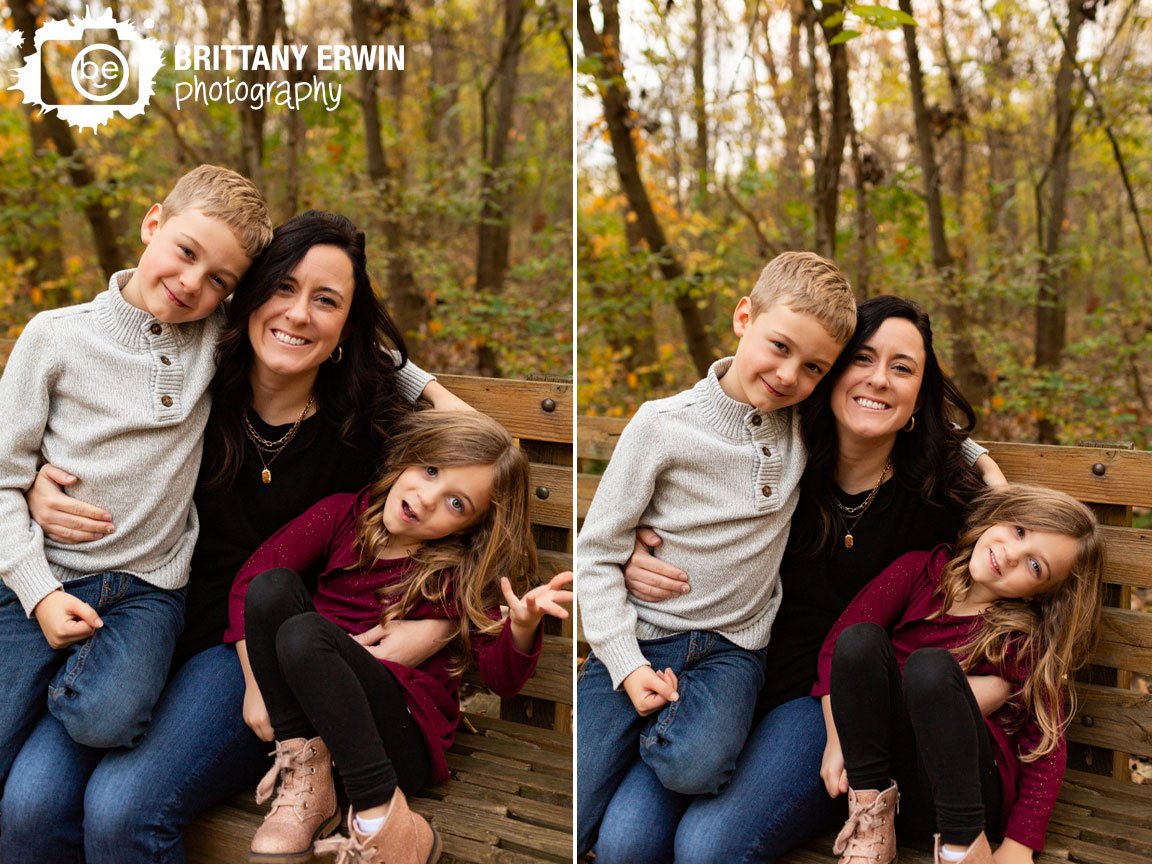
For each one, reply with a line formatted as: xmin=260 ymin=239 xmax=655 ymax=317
xmin=355 ymin=619 xmax=455 ymax=667
xmin=623 ymin=527 xmax=689 ymax=602
xmin=974 ymin=453 xmax=1008 ymax=488
xmin=27 ymin=464 xmax=115 ymax=544
xmin=966 ymin=675 xmax=1011 ymax=717
xmin=820 ymin=695 xmax=848 ymax=797
xmin=242 ymin=683 xmax=274 ymax=742
xmin=502 ymin=571 xmax=574 ymax=652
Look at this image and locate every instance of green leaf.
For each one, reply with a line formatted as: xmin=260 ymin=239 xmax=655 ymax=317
xmin=853 ymin=6 xmax=917 ymax=28
xmin=823 ymin=11 xmax=845 ymax=27
xmin=829 ymin=29 xmax=862 ymax=45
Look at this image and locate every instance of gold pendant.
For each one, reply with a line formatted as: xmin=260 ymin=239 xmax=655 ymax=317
xmin=844 ymin=533 xmax=854 ymax=549
xmin=261 ymin=468 xmax=272 ymax=484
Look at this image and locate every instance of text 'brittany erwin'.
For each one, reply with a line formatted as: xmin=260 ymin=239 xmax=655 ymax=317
xmin=172 ymin=43 xmax=405 ymax=73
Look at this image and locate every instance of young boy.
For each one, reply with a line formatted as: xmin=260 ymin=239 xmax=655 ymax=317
xmin=576 ymin=252 xmax=857 ymax=855
xmin=0 ymin=166 xmax=272 ymax=785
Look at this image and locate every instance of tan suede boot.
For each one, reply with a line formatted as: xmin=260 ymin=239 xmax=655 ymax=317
xmin=832 ymin=782 xmax=899 ymax=864
xmin=933 ymin=833 xmax=994 ymax=864
xmin=314 ymin=790 xmax=441 ymax=864
xmin=249 ymin=737 xmax=340 ymax=864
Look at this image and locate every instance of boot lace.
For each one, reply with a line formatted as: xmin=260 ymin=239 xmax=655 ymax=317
xmin=256 ymin=742 xmax=318 ymax=812
xmin=314 ymin=830 xmax=377 ymax=864
xmin=832 ymin=791 xmax=897 ymax=863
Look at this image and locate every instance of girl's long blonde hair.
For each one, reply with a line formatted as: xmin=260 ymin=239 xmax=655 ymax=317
xmin=934 ymin=484 xmax=1104 ymax=761
xmin=354 ymin=410 xmax=537 ymax=670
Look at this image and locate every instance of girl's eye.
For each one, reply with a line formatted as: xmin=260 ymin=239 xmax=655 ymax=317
xmin=448 ymin=496 xmax=464 ymax=513
xmin=180 ymin=246 xmax=194 ymax=259
xmin=1029 ymin=558 xmax=1042 ymax=576
xmin=772 ymin=341 xmax=788 ymax=353
xmin=424 ymin=466 xmax=438 ymax=477
xmin=1015 ymin=525 xmax=1025 ymax=538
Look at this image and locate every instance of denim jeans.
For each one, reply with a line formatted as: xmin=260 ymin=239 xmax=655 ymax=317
xmin=0 ymin=572 xmax=186 ymax=786
xmin=0 ymin=644 xmax=270 ymax=864
xmin=577 ymin=631 xmax=767 ymax=856
xmin=594 ymin=696 xmax=846 ymax=864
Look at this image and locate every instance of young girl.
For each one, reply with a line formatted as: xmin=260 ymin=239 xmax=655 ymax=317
xmin=815 ymin=484 xmax=1103 ymax=864
xmin=223 ymin=410 xmax=573 ymax=864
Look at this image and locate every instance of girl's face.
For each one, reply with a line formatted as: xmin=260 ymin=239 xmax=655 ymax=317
xmin=829 ymin=318 xmax=926 ymax=442
xmin=247 ymin=244 xmax=354 ymax=381
xmin=968 ymin=522 xmax=1080 ymax=604
xmin=381 ymin=463 xmax=496 ymax=551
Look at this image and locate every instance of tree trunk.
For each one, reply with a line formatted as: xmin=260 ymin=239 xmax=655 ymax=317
xmin=759 ymin=0 xmax=808 ymax=248
xmin=899 ymin=0 xmax=990 ymax=411
xmin=351 ymin=0 xmax=425 ymax=346
xmin=811 ymin=0 xmax=850 ymax=258
xmin=1034 ymin=0 xmax=1086 ymax=442
xmin=475 ymin=0 xmax=527 ymax=377
xmin=9 ymin=0 xmax=126 ymax=277
xmin=692 ymin=0 xmax=708 ymax=206
xmin=237 ymin=0 xmax=282 ymax=186
xmin=577 ymin=0 xmax=714 ymax=377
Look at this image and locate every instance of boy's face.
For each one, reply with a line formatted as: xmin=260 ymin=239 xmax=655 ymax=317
xmin=719 ymin=298 xmax=843 ymax=412
xmin=121 ymin=204 xmax=251 ymax=324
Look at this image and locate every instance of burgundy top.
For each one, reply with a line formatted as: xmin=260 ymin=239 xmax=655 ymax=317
xmin=224 ymin=488 xmax=543 ymax=782
xmin=813 ymin=545 xmax=1065 ymax=852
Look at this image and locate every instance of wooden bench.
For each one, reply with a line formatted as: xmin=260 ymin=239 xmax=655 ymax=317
xmin=578 ymin=414 xmax=1152 ymax=864
xmin=0 ymin=336 xmax=573 ymax=864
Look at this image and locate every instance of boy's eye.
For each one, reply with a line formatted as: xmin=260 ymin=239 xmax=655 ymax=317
xmin=448 ymin=496 xmax=464 ymax=513
xmin=180 ymin=246 xmax=194 ymax=259
xmin=212 ymin=275 xmax=226 ymax=288
xmin=1015 ymin=525 xmax=1025 ymax=538
xmin=805 ymin=363 xmax=824 ymax=376
xmin=772 ymin=341 xmax=788 ymax=353
xmin=425 ymin=466 xmax=438 ymax=477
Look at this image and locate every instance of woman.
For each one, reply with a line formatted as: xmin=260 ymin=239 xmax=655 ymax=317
xmin=3 ymin=211 xmax=463 ymax=864
xmin=592 ymin=295 xmax=1006 ymax=863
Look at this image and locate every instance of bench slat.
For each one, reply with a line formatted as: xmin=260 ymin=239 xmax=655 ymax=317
xmin=1098 ymin=526 xmax=1152 ymax=589
xmin=438 ymin=375 xmax=572 ymax=445
xmin=1065 ymin=684 xmax=1152 ymax=758
xmin=1091 ymin=608 xmax=1152 ymax=674
xmin=527 ymin=463 xmax=574 ymax=529
xmin=981 ymin=442 xmax=1152 ymax=508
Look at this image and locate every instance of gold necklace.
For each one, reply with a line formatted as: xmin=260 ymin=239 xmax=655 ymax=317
xmin=837 ymin=458 xmax=891 ymax=549
xmin=242 ymin=394 xmax=316 ymax=484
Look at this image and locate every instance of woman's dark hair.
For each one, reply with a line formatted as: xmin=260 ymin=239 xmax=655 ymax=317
xmin=796 ymin=295 xmax=984 ymax=554
xmin=203 ymin=210 xmax=410 ymax=488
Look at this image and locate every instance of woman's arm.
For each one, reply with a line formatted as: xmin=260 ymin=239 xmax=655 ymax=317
xmin=27 ymin=464 xmax=115 ymax=543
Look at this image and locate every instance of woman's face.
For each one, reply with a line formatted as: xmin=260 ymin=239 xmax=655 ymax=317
xmin=247 ymin=244 xmax=354 ymax=381
xmin=829 ymin=317 xmax=926 ymax=442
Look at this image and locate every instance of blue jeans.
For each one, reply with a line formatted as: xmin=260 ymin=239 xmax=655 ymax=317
xmin=0 ymin=572 xmax=186 ymax=784
xmin=0 ymin=644 xmax=270 ymax=864
xmin=594 ymin=696 xmax=846 ymax=864
xmin=577 ymin=631 xmax=767 ymax=856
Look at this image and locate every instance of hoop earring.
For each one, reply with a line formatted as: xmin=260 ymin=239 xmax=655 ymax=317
xmin=329 ymin=345 xmax=343 ymax=364
xmin=903 ymin=415 xmax=916 ymax=433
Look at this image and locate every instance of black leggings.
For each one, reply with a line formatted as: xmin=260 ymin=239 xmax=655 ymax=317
xmin=830 ymin=623 xmax=1002 ymax=846
xmin=244 ymin=568 xmax=432 ymax=811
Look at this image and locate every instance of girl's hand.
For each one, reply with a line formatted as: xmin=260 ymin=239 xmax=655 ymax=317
xmin=624 ymin=527 xmax=689 ymax=601
xmin=242 ymin=684 xmax=274 ymax=742
xmin=974 ymin=453 xmax=1008 ymax=488
xmin=501 ymin=572 xmax=573 ymax=652
xmin=966 ymin=675 xmax=1011 ymax=717
xmin=27 ymin=464 xmax=115 ymax=544
xmin=622 ymin=665 xmax=679 ymax=716
xmin=355 ymin=619 xmax=456 ymax=667
xmin=993 ymin=837 xmax=1036 ymax=864
xmin=820 ymin=695 xmax=848 ymax=798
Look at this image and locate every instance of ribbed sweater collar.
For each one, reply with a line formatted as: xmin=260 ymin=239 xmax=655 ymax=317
xmin=93 ymin=269 xmax=202 ymax=350
xmin=697 ymin=356 xmax=787 ymax=440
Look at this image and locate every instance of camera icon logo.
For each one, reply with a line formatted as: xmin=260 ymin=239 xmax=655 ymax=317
xmin=10 ymin=8 xmax=163 ymax=132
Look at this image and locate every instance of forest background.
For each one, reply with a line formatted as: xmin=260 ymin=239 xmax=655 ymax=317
xmin=0 ymin=0 xmax=572 ymax=380
xmin=577 ymin=0 xmax=1152 ymax=449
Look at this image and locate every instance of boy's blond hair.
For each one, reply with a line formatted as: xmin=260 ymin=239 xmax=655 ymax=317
xmin=749 ymin=251 xmax=856 ymax=344
xmin=161 ymin=165 xmax=272 ymax=260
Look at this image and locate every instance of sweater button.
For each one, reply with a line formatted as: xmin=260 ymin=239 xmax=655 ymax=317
xmin=150 ymin=323 xmax=162 ymax=335
xmin=751 ymin=414 xmax=762 ymax=426
xmin=762 ymin=446 xmax=771 ymax=456
xmin=160 ymin=355 xmax=171 ymax=366
xmin=762 ymin=485 xmax=772 ymax=497
xmin=161 ymin=395 xmax=173 ymax=407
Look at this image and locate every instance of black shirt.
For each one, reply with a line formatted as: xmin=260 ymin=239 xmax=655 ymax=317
xmin=174 ymin=412 xmax=381 ymax=666
xmin=758 ymin=479 xmax=967 ymax=713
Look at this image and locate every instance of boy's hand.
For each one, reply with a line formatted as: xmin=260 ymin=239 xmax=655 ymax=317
xmin=28 ymin=464 xmax=115 ymax=544
xmin=32 ymin=589 xmax=103 ymax=649
xmin=624 ymin=527 xmax=689 ymax=601
xmin=974 ymin=453 xmax=1008 ymax=488
xmin=622 ymin=665 xmax=679 ymax=716
xmin=502 ymin=572 xmax=573 ymax=652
